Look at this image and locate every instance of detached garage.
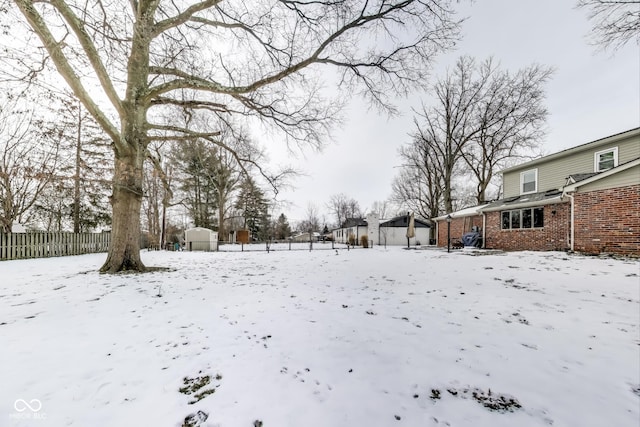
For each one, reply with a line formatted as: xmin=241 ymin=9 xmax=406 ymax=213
xmin=185 ymin=227 xmax=218 ymax=251
xmin=379 ymin=215 xmax=432 ymax=246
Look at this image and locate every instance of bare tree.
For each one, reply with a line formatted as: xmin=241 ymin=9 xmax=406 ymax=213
xmin=461 ymin=63 xmax=552 ymax=204
xmin=576 ymin=0 xmax=640 ymax=51
xmin=298 ymin=202 xmax=321 ymax=233
xmin=370 ymin=200 xmax=392 ymax=219
xmin=327 ymin=193 xmax=362 ymax=227
xmin=406 ymin=56 xmax=551 ymax=213
xmin=142 ymin=145 xmax=173 ymax=248
xmin=0 ymin=100 xmax=60 ymax=232
xmin=24 ymin=92 xmax=112 ymax=232
xmin=411 ymin=56 xmax=487 ymax=213
xmin=391 ymin=140 xmax=444 ymax=220
xmin=6 ymin=0 xmax=460 ymax=272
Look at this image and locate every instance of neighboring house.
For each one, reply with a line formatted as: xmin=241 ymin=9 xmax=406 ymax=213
xmin=332 ymin=217 xmax=369 ymax=244
xmin=290 ymin=232 xmax=322 ymax=243
xmin=332 ymin=213 xmax=432 ymax=246
xmin=434 ymin=127 xmax=640 ymax=256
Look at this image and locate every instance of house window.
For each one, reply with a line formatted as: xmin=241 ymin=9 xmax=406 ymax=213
xmin=594 ymin=147 xmax=618 ymax=172
xmin=520 ymin=169 xmax=537 ymax=194
xmin=501 ymin=207 xmax=544 ymax=230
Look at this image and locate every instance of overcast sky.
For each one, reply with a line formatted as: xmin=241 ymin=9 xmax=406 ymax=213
xmin=266 ymin=0 xmax=639 ymax=225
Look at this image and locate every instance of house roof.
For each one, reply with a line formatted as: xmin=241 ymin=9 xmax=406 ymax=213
xmin=341 ymin=218 xmax=367 ymax=228
xmin=501 ymin=127 xmax=640 ymax=174
xmin=380 ymin=215 xmax=431 ymax=228
xmin=567 ymin=173 xmax=598 ymax=184
xmin=433 ymin=190 xmax=566 ymax=218
xmin=563 ymin=158 xmax=640 ymax=193
xmin=432 ymin=204 xmax=489 ymax=221
xmin=480 ymin=190 xmax=564 ymax=212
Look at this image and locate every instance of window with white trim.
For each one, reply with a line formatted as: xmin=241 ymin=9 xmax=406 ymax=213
xmin=594 ymin=147 xmax=618 ymax=172
xmin=520 ymin=169 xmax=537 ymax=194
xmin=501 ymin=207 xmax=544 ymax=230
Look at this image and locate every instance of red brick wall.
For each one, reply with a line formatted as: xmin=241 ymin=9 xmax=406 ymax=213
xmin=437 ymin=215 xmax=483 ymax=247
xmin=483 ymin=204 xmax=571 ymax=251
xmin=574 ymin=184 xmax=640 ymax=256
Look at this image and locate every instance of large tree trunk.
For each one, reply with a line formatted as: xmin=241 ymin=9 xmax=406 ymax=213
xmin=100 ymin=151 xmax=146 ymax=273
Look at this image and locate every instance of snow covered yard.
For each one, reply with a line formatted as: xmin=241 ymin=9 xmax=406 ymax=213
xmin=1 ymin=248 xmax=638 ymax=427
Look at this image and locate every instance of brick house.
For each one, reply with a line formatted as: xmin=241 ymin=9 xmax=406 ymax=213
xmin=434 ymin=127 xmax=640 ymax=256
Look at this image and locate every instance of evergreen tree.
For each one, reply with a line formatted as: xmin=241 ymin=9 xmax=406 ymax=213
xmin=235 ymin=177 xmax=270 ymax=241
xmin=172 ymin=139 xmax=220 ymax=229
xmin=273 ymin=213 xmax=292 ymax=240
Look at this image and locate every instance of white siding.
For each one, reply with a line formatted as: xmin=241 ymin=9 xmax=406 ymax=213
xmin=379 ymin=226 xmax=430 ymax=246
xmin=185 ymin=227 xmax=218 ymax=251
xmin=503 ymin=129 xmax=640 ymax=197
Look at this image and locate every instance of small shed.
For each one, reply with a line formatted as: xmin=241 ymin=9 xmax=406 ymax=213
xmin=236 ymin=229 xmax=250 ymax=244
xmin=185 ymin=227 xmax=218 ymax=251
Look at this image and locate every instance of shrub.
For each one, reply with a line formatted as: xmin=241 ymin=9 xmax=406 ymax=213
xmin=347 ymin=233 xmax=357 ymax=246
xmin=360 ymin=235 xmax=369 ymax=248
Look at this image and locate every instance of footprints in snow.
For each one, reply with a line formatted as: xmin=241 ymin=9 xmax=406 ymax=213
xmin=280 ymin=366 xmax=333 ymax=398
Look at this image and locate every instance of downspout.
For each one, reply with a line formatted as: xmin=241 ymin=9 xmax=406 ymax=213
xmin=482 ymin=212 xmax=486 ymax=249
xmin=565 ymin=192 xmax=575 ymax=252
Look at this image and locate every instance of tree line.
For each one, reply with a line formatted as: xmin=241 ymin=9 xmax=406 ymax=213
xmin=0 ymin=0 xmax=635 ymax=272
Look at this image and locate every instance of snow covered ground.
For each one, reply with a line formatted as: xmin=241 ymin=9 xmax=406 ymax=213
xmin=1 ymin=247 xmax=638 ymax=427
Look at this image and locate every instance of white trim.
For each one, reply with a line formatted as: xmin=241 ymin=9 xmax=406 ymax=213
xmin=594 ymin=146 xmax=618 ymax=172
xmin=520 ymin=168 xmax=538 ymax=195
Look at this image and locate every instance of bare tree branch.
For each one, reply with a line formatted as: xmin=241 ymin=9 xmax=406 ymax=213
xmin=576 ymin=0 xmax=640 ymax=51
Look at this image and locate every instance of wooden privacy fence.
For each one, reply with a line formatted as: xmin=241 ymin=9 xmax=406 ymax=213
xmin=0 ymin=232 xmax=111 ymax=261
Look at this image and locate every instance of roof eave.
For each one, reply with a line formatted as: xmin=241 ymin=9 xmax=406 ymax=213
xmin=501 ymin=127 xmax=640 ymax=174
